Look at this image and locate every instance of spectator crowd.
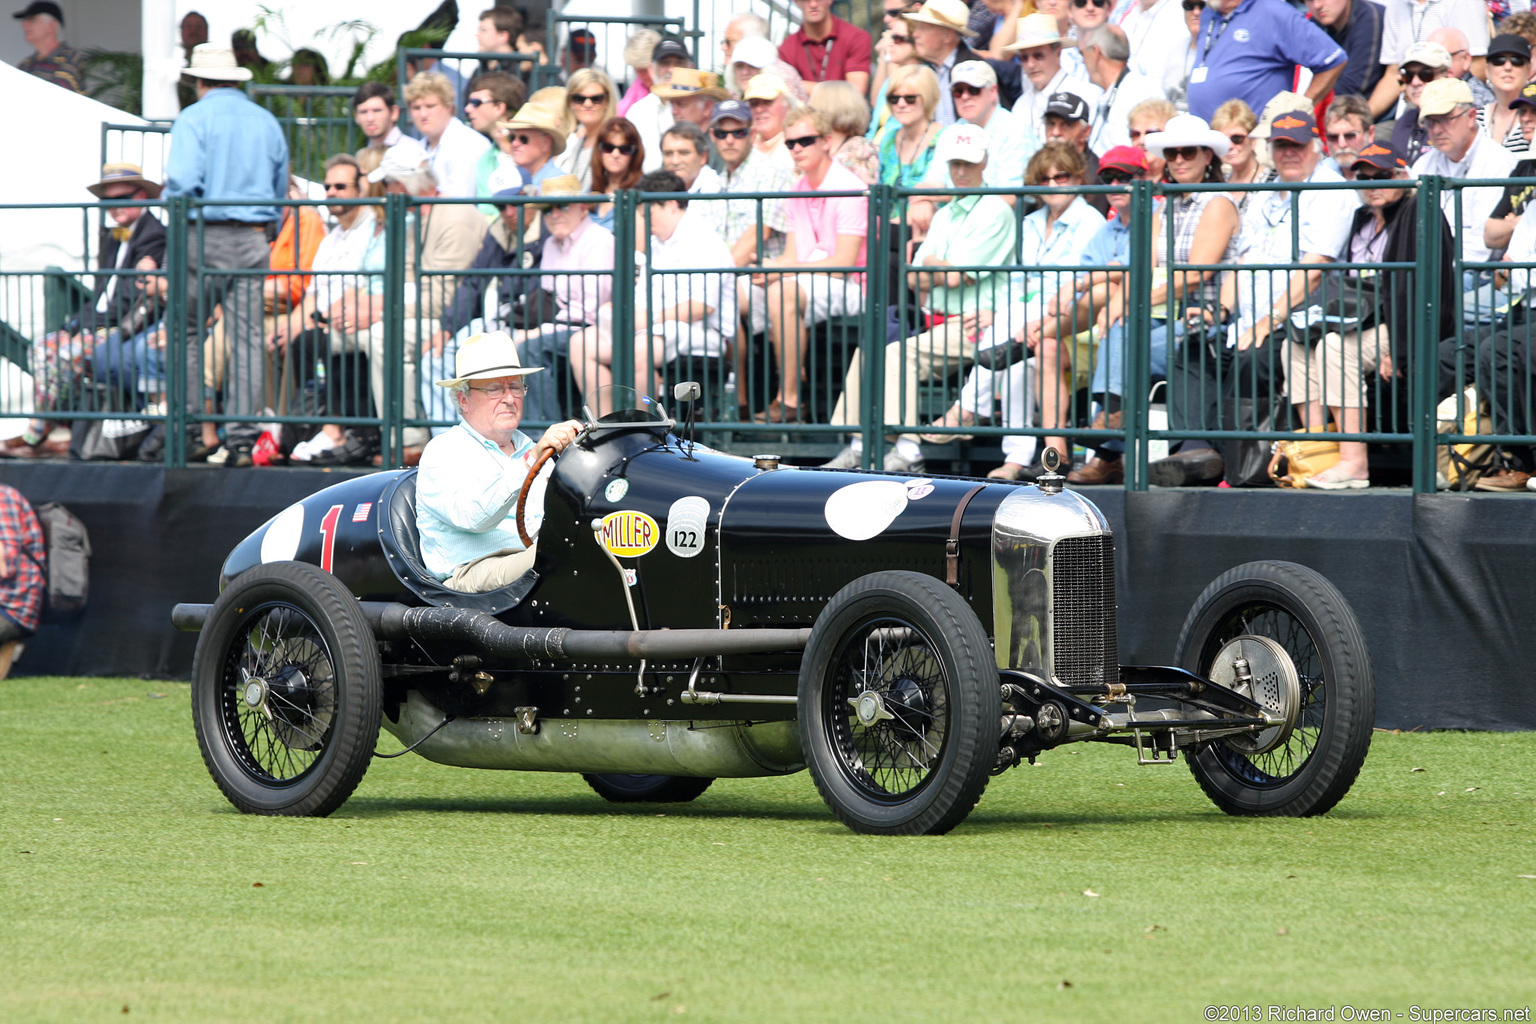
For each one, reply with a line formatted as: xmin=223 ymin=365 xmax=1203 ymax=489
xmin=11 ymin=0 xmax=1536 ymax=492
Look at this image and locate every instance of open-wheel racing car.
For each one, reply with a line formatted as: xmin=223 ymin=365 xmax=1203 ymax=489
xmin=173 ymin=386 xmax=1375 ymax=835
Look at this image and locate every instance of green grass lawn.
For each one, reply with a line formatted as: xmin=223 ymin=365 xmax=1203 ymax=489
xmin=2 ymin=677 xmax=1534 ymax=1023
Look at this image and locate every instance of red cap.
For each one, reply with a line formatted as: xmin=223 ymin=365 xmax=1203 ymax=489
xmin=1100 ymin=145 xmax=1149 ymax=173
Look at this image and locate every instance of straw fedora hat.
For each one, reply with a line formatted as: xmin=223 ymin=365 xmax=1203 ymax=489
xmin=498 ymin=87 xmax=572 ymax=156
xmin=652 ymin=67 xmax=731 ymax=101
xmin=435 ymin=331 xmax=545 ymax=389
xmin=184 ymin=43 xmax=253 ymax=82
xmin=1003 ymin=12 xmax=1069 ymax=51
xmin=87 ymin=162 xmax=162 ymax=199
xmin=903 ymin=0 xmax=977 ymax=37
xmin=532 ymin=174 xmax=592 ymax=209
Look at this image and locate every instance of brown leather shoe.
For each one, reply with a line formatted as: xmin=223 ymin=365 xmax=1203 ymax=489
xmin=1474 ymin=467 xmax=1533 ymax=492
xmin=1090 ymin=409 xmax=1123 ymax=431
xmin=1067 ymin=456 xmax=1125 ymax=485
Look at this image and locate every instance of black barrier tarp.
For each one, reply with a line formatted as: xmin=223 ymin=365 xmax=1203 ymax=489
xmin=2 ymin=464 xmax=1531 ymax=730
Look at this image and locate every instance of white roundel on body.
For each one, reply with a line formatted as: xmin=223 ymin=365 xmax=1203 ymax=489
xmin=260 ymin=503 xmax=306 ymax=563
xmin=666 ymin=495 xmax=711 ymax=558
xmin=824 ymin=480 xmax=910 ymax=541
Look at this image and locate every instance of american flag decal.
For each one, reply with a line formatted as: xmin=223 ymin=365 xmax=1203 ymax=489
xmin=352 ymin=503 xmax=372 ymax=523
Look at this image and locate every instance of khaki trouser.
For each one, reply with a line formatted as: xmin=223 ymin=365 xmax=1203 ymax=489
xmin=1285 ymin=325 xmax=1390 ymax=410
xmin=831 ymin=318 xmax=973 ymax=440
xmin=445 ymin=545 xmax=538 ymax=593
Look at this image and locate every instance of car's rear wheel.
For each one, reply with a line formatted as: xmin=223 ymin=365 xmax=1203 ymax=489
xmin=798 ymin=571 xmax=1000 ymax=835
xmin=192 ymin=561 xmax=382 ymax=816
xmin=581 ymin=774 xmax=714 ymax=803
xmin=1176 ymin=560 xmax=1373 ymax=817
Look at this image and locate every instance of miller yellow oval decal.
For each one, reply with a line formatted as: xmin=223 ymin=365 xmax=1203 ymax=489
xmin=599 ymin=510 xmax=660 ymax=557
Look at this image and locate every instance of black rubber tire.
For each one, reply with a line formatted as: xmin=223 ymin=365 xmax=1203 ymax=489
xmin=191 ymin=561 xmax=382 ymax=816
xmin=1175 ymin=560 xmax=1374 ymax=817
xmin=798 ymin=571 xmax=1001 ymax=835
xmin=581 ymin=774 xmax=715 ymax=803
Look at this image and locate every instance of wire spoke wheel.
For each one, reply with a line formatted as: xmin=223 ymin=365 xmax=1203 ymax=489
xmin=1176 ymin=561 xmax=1374 ymax=817
xmin=799 ymin=572 xmax=999 ymax=835
xmin=192 ymin=562 xmax=381 ymax=817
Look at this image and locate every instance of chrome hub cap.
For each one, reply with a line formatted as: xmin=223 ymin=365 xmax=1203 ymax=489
xmin=850 ymin=690 xmax=896 ymax=726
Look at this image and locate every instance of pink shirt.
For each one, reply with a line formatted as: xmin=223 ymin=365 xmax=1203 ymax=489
xmin=786 ymin=160 xmax=868 ymax=287
xmin=617 ymin=77 xmax=649 ymax=118
xmin=539 ymin=214 xmax=615 ymax=325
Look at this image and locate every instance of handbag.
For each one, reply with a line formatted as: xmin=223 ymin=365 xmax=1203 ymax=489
xmin=1268 ymin=425 xmax=1341 ymax=488
xmin=1285 ymin=275 xmax=1378 ymax=347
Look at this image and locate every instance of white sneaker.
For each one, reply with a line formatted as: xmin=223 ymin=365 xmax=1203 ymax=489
xmin=823 ymin=445 xmax=862 ymax=469
xmin=206 ymin=446 xmax=230 ymax=466
xmin=883 ymin=448 xmax=925 ymax=474
xmin=1528 ymin=475 xmax=1536 ymax=491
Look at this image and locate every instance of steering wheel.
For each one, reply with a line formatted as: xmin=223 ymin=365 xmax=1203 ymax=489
xmin=515 ymin=444 xmax=561 ymax=549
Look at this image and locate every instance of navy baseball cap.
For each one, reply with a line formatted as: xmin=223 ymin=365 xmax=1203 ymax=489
xmin=712 ymin=99 xmax=751 ymax=126
xmin=651 ymin=38 xmax=691 ymax=65
xmin=1351 ymin=142 xmax=1407 ymax=173
xmin=13 ymin=0 xmax=63 ymax=23
xmin=1045 ymin=92 xmax=1090 ymax=122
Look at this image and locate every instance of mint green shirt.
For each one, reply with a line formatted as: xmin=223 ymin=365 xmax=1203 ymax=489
xmin=910 ymin=192 xmax=1017 ymax=315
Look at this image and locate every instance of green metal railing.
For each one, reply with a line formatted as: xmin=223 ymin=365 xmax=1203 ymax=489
xmin=4 ymin=177 xmax=1535 ymax=492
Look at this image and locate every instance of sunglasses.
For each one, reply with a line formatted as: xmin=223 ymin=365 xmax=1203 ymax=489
xmin=784 ymin=134 xmax=824 ymax=149
xmin=1399 ymin=67 xmax=1440 ymax=84
xmin=323 ymin=181 xmax=355 ymax=191
xmin=1354 ymin=167 xmax=1395 ymax=181
xmin=1039 ymin=173 xmax=1075 ymax=186
xmin=1072 ymin=0 xmax=1112 ymax=7
xmin=1226 ymin=132 xmax=1248 ymax=145
xmin=890 ymin=93 xmax=921 ymax=106
xmin=951 ymin=82 xmax=984 ymax=96
xmin=466 ymin=381 xmax=528 ymax=398
xmin=599 ymin=141 xmax=637 ymax=155
xmin=1163 ymin=145 xmax=1203 ymax=160
xmin=1489 ymin=54 xmax=1530 ymax=67
xmin=712 ymin=126 xmax=750 ymax=139
xmin=891 ymin=33 xmax=914 ymax=44
xmin=1325 ymin=130 xmax=1363 ymax=145
xmin=510 ymin=133 xmax=544 ymax=145
xmin=464 ymin=97 xmax=496 ymax=108
xmin=570 ymin=92 xmax=608 ymax=106
xmin=1098 ymin=170 xmax=1141 ymax=184
xmin=1181 ymin=0 xmax=1204 ymax=9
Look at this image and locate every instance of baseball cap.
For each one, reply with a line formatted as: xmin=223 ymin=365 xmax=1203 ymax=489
xmin=569 ymin=28 xmax=597 ymax=59
xmin=936 ymin=123 xmax=989 ymax=164
xmin=1512 ymin=82 xmax=1536 ymax=110
xmin=1401 ymin=41 xmax=1452 ymax=70
xmin=1418 ymin=77 xmax=1475 ymax=117
xmin=366 ymin=138 xmax=429 ymax=184
xmin=13 ymin=1 xmax=63 ymax=25
xmin=1268 ymin=111 xmax=1319 ymax=145
xmin=1045 ymin=92 xmax=1090 ymax=122
xmin=651 ymin=38 xmax=691 ymax=65
xmin=951 ymin=60 xmax=997 ymax=89
xmin=1099 ymin=145 xmax=1148 ymax=174
xmin=712 ymin=98 xmax=752 ymax=126
xmin=1487 ymin=33 xmax=1531 ymax=60
xmin=743 ymin=73 xmax=791 ymax=102
xmin=1351 ymin=142 xmax=1407 ymax=173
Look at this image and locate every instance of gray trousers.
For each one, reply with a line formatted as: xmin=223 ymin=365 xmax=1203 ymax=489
xmin=183 ymin=223 xmax=270 ymax=442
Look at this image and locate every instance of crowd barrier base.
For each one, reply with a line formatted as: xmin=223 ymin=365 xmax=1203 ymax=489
xmin=4 ymin=462 xmax=1533 ymax=731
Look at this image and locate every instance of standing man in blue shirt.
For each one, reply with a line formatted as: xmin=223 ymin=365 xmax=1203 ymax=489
xmin=163 ymin=44 xmax=289 ymax=467
xmin=1186 ymin=0 xmax=1347 ymax=124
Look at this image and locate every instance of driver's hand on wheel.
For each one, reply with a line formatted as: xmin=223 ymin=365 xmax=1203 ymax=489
xmin=535 ymin=418 xmax=583 ymax=458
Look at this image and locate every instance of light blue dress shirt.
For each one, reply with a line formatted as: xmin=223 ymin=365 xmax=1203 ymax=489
xmin=163 ymin=87 xmax=288 ymax=223
xmin=415 ymin=420 xmax=542 ymax=580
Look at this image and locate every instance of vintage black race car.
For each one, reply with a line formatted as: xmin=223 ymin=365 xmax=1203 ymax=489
xmin=173 ymin=386 xmax=1375 ymax=835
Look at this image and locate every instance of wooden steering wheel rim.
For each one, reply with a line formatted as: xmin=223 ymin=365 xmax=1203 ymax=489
xmin=515 ymin=444 xmax=560 ymax=549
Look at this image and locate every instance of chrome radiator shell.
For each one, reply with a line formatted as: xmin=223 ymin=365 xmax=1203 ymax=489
xmin=990 ymin=487 xmax=1118 ymax=688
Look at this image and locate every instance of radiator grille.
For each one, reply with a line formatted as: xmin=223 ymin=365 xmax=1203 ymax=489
xmin=1050 ymin=535 xmax=1118 ymax=687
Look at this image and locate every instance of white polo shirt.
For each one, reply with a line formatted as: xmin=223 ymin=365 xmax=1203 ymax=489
xmin=1412 ymin=131 xmax=1519 ymax=265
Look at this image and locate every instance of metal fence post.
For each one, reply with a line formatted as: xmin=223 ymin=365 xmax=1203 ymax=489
xmin=865 ymin=183 xmax=890 ymax=470
xmin=1413 ymin=175 xmax=1444 ymax=494
xmin=163 ymin=195 xmax=189 ymax=468
xmin=382 ymin=193 xmax=408 ymax=464
xmin=1123 ymin=178 xmax=1155 ymax=491
xmin=612 ymin=189 xmax=637 ymax=397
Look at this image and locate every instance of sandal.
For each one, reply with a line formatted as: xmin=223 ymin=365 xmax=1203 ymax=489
xmin=987 ymin=462 xmax=1028 ymax=481
xmin=920 ymin=406 xmax=977 ymax=444
xmin=752 ymin=399 xmax=802 ymax=424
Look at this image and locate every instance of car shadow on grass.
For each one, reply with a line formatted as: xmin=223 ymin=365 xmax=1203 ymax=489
xmin=337 ymin=795 xmax=834 ymax=821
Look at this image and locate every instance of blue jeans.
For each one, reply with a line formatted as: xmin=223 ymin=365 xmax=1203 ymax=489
xmin=99 ymin=321 xmax=166 ymax=398
xmin=518 ymin=327 xmax=575 ymax=423
xmin=1090 ymin=318 xmax=1171 ymax=402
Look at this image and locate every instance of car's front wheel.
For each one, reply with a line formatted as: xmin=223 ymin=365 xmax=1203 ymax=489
xmin=798 ymin=571 xmax=1000 ymax=835
xmin=191 ymin=561 xmax=382 ymax=816
xmin=1176 ymin=560 xmax=1374 ymax=817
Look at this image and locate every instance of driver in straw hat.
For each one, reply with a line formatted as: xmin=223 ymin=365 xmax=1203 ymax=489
xmin=416 ymin=332 xmax=582 ymax=593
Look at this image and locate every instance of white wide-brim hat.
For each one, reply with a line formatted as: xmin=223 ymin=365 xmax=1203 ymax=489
xmin=185 ymin=44 xmax=253 ymax=82
xmin=1142 ymin=113 xmax=1231 ymax=159
xmin=435 ymin=331 xmax=545 ymax=388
